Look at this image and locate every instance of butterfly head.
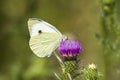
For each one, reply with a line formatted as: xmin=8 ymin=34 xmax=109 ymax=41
xmin=62 ymin=35 xmax=68 ymax=41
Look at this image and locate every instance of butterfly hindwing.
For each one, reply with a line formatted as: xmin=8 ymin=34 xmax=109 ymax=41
xmin=29 ymin=32 xmax=61 ymax=57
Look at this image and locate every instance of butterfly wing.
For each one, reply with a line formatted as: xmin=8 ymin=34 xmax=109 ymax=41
xmin=28 ymin=18 xmax=62 ymax=57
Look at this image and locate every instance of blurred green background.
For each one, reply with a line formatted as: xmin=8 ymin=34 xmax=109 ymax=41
xmin=0 ymin=0 xmax=120 ymax=80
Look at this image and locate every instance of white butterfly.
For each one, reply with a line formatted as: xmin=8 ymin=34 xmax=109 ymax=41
xmin=28 ymin=18 xmax=65 ymax=57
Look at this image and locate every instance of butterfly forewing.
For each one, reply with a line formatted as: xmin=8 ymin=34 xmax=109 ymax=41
xmin=28 ymin=18 xmax=62 ymax=37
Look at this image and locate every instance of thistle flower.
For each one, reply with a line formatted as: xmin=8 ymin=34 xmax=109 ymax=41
xmin=57 ymin=40 xmax=82 ymax=79
xmin=58 ymin=40 xmax=82 ymax=57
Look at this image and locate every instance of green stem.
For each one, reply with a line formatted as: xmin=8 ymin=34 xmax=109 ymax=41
xmin=54 ymin=52 xmax=73 ymax=80
xmin=67 ymin=73 xmax=72 ymax=80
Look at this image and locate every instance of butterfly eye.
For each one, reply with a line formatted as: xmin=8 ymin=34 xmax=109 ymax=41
xmin=38 ymin=30 xmax=42 ymax=34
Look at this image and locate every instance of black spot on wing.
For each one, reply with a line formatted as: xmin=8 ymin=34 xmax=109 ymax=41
xmin=38 ymin=30 xmax=42 ymax=34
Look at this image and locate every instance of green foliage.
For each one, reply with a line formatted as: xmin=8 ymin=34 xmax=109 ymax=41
xmin=99 ymin=0 xmax=120 ymax=80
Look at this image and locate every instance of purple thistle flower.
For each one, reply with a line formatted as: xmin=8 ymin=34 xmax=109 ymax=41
xmin=58 ymin=40 xmax=82 ymax=57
